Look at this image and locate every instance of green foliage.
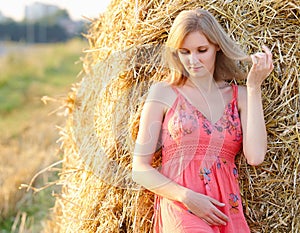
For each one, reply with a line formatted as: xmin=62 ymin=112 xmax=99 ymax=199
xmin=0 ymin=39 xmax=86 ymax=114
xmin=39 ymin=9 xmax=71 ymax=25
xmin=0 ymin=39 xmax=85 ymax=232
xmin=0 ymin=172 xmax=60 ymax=233
xmin=0 ymin=9 xmax=87 ymax=42
xmin=0 ymin=21 xmax=73 ymax=42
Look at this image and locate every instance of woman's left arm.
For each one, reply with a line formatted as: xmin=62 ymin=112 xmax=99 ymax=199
xmin=239 ymin=45 xmax=274 ymax=166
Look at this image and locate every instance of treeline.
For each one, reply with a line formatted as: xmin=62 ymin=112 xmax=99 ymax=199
xmin=0 ymin=21 xmax=69 ymax=42
xmin=0 ymin=10 xmax=87 ymax=43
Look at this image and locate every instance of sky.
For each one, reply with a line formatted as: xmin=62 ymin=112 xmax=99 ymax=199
xmin=0 ymin=0 xmax=112 ymax=21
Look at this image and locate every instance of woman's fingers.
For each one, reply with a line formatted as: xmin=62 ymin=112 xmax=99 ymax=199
xmin=212 ymin=207 xmax=229 ymax=221
xmin=208 ymin=197 xmax=228 ymax=221
xmin=247 ymin=45 xmax=274 ymax=87
xmin=201 ymin=209 xmax=227 ymax=226
xmin=207 ymin=197 xmax=229 ymax=224
xmin=210 ymin=211 xmax=227 ymax=225
xmin=262 ymin=45 xmax=271 ymax=63
xmin=204 ymin=216 xmax=216 ymax=226
xmin=262 ymin=45 xmax=273 ymax=69
xmin=252 ymin=45 xmax=274 ymax=70
xmin=208 ymin=196 xmax=225 ymax=207
xmin=184 ymin=192 xmax=229 ymax=226
xmin=262 ymin=45 xmax=274 ymax=69
xmin=253 ymin=52 xmax=267 ymax=66
xmin=251 ymin=54 xmax=258 ymax=65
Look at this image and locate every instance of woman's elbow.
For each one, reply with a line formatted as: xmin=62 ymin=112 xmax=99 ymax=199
xmin=131 ymin=161 xmax=148 ymax=185
xmin=132 ymin=169 xmax=141 ymax=184
xmin=246 ymin=153 xmax=265 ymax=166
xmin=131 ymin=161 xmax=140 ymax=183
xmin=244 ymin=145 xmax=267 ymax=166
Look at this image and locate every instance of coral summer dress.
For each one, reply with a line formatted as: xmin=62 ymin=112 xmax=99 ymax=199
xmin=153 ymin=84 xmax=251 ymax=233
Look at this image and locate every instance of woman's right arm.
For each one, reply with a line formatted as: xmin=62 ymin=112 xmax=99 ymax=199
xmin=132 ymin=83 xmax=228 ymax=226
xmin=132 ymin=83 xmax=187 ymax=201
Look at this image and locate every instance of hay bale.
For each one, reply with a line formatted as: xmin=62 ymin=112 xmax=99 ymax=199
xmin=44 ymin=0 xmax=299 ymax=232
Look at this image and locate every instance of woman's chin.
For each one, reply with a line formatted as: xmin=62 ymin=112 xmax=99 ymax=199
xmin=188 ymin=70 xmax=211 ymax=79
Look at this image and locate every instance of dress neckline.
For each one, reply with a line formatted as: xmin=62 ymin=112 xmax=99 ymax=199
xmin=172 ymin=85 xmax=236 ymax=126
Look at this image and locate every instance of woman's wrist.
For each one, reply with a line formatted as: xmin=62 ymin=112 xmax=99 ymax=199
xmin=246 ymin=85 xmax=262 ymax=94
xmin=178 ymin=190 xmax=197 ymax=217
xmin=177 ymin=187 xmax=193 ymax=204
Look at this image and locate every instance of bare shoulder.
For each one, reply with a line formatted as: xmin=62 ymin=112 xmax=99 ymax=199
xmin=237 ymin=85 xmax=247 ymax=111
xmin=148 ymin=81 xmax=174 ymax=95
xmin=147 ymin=81 xmax=176 ymax=103
xmin=237 ymin=85 xmax=247 ymax=97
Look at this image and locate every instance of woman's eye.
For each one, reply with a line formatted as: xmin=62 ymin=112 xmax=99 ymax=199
xmin=198 ymin=49 xmax=207 ymax=53
xmin=178 ymin=49 xmax=189 ymax=54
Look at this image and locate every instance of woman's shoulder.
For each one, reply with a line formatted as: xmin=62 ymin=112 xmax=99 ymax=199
xmin=236 ymin=85 xmax=247 ymax=110
xmin=147 ymin=81 xmax=176 ymax=99
xmin=149 ymin=81 xmax=173 ymax=91
xmin=236 ymin=85 xmax=247 ymax=97
xmin=146 ymin=81 xmax=177 ymax=109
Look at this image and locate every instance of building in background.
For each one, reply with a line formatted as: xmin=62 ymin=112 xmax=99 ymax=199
xmin=0 ymin=11 xmax=11 ymax=22
xmin=0 ymin=2 xmax=86 ymax=43
xmin=23 ymin=2 xmax=85 ymax=43
xmin=25 ymin=2 xmax=61 ymax=22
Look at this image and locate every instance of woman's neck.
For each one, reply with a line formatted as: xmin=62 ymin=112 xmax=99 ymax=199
xmin=185 ymin=75 xmax=223 ymax=93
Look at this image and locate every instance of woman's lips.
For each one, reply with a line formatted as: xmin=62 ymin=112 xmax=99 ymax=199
xmin=189 ymin=66 xmax=203 ymax=72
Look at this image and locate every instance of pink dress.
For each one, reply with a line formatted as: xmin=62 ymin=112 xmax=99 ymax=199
xmin=153 ymin=85 xmax=250 ymax=233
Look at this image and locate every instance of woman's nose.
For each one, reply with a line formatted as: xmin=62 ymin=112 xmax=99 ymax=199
xmin=189 ymin=53 xmax=198 ymax=65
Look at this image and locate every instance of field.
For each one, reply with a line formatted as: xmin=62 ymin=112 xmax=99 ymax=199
xmin=0 ymin=39 xmax=86 ymax=232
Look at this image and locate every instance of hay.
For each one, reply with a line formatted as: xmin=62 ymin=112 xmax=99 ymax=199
xmin=44 ymin=0 xmax=299 ymax=232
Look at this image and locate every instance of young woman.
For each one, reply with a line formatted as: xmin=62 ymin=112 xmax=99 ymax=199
xmin=132 ymin=8 xmax=273 ymax=233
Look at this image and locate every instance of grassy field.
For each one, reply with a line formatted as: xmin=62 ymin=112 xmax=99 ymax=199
xmin=0 ymin=38 xmax=87 ymax=232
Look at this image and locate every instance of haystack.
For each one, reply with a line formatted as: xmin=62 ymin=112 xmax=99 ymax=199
xmin=44 ymin=0 xmax=299 ymax=232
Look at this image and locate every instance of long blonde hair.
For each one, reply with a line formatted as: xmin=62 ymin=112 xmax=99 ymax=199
xmin=164 ymin=8 xmax=250 ymax=85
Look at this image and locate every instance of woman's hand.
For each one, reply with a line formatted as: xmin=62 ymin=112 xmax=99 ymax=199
xmin=182 ymin=190 xmax=228 ymax=226
xmin=247 ymin=45 xmax=274 ymax=88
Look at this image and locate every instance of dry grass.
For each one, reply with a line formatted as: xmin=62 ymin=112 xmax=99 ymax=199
xmin=0 ymin=107 xmax=63 ymax=226
xmin=0 ymin=39 xmax=86 ymax=232
xmin=44 ymin=0 xmax=299 ymax=232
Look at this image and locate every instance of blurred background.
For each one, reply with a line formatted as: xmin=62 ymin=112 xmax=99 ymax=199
xmin=0 ymin=1 xmax=110 ymax=232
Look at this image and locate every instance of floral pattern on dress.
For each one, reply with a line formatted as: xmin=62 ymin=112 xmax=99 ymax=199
xmin=216 ymin=156 xmax=227 ymax=169
xmin=233 ymin=167 xmax=238 ymax=180
xmin=229 ymin=193 xmax=240 ymax=214
xmin=185 ymin=100 xmax=242 ymax=142
xmin=222 ymin=102 xmax=243 ymax=141
xmin=199 ymin=167 xmax=212 ymax=190
xmin=168 ymin=102 xmax=199 ymax=141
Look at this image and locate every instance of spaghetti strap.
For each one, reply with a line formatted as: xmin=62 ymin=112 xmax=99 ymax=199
xmin=232 ymin=84 xmax=238 ymax=100
xmin=171 ymin=86 xmax=180 ymax=95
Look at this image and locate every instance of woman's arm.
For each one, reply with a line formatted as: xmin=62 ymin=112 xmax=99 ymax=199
xmin=132 ymin=83 xmax=228 ymax=226
xmin=239 ymin=45 xmax=274 ymax=166
xmin=132 ymin=83 xmax=187 ymax=201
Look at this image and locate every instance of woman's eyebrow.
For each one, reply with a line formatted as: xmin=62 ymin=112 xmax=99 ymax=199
xmin=179 ymin=45 xmax=209 ymax=49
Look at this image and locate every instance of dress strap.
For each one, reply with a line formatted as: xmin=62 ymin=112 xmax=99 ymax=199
xmin=232 ymin=84 xmax=238 ymax=100
xmin=171 ymin=86 xmax=180 ymax=95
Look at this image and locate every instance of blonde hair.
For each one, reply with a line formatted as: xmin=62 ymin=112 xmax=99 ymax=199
xmin=164 ymin=8 xmax=250 ymax=85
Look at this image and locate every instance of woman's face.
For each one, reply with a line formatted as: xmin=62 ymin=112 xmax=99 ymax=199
xmin=177 ymin=31 xmax=219 ymax=78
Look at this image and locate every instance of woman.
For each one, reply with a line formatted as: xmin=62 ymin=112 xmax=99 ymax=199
xmin=132 ymin=8 xmax=273 ymax=233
